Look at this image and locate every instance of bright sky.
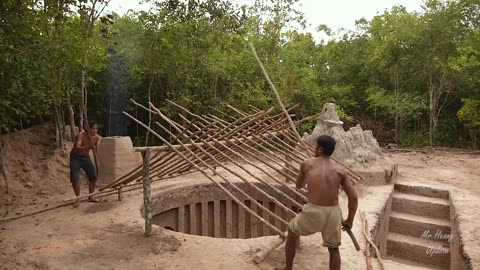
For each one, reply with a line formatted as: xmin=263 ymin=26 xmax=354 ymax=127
xmin=107 ymin=0 xmax=425 ymax=41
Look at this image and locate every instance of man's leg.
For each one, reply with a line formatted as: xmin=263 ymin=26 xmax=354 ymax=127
xmin=72 ymin=182 xmax=80 ymax=196
xmin=328 ymin=248 xmax=340 ymax=270
xmin=87 ymin=180 xmax=98 ymax=202
xmin=70 ymin=156 xmax=81 ymax=208
xmin=275 ymin=229 xmax=299 ymax=270
xmin=83 ymin=157 xmax=99 ymax=203
xmin=285 ymin=229 xmax=299 ymax=270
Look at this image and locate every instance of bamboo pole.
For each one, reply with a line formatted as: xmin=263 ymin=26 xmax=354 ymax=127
xmin=363 ymin=215 xmax=373 ymax=270
xmin=249 ymin=42 xmax=312 ymax=158
xmin=166 ymin=99 xmax=271 ymax=141
xmin=231 ymin=137 xmax=298 ymax=183
xmin=100 ymin=150 xmax=173 ymax=190
xmin=240 ymin=135 xmax=299 ymax=176
xmin=212 ymin=138 xmax=307 ymax=204
xmin=176 ymin=115 xmax=306 ymax=203
xmin=157 ymin=121 xmax=298 ymax=216
xmin=151 ymin=106 xmax=295 ymax=223
xmin=208 ymin=106 xmax=237 ymax=121
xmin=4 ymin=183 xmax=142 ymax=223
xmin=123 ymin=111 xmax=286 ymax=236
xmin=361 ymin=211 xmax=385 ymax=270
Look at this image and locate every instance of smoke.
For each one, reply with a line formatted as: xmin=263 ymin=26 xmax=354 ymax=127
xmin=105 ymin=48 xmax=130 ymax=136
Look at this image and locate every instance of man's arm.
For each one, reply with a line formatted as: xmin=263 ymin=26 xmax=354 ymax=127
xmin=296 ymin=161 xmax=306 ymax=190
xmin=340 ymin=170 xmax=358 ymax=229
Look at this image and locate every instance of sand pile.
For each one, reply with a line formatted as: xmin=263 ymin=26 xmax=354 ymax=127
xmin=303 ymin=103 xmax=398 ymax=185
xmin=0 ymin=123 xmax=72 ymax=210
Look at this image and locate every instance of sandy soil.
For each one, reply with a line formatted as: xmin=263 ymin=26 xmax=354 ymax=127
xmin=1 ymin=125 xmax=479 ymax=270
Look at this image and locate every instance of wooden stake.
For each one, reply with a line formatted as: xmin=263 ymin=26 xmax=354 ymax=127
xmin=360 ymin=211 xmax=385 ymax=270
xmin=118 ymin=186 xmax=123 ymax=201
xmin=142 ymin=149 xmax=152 ymax=237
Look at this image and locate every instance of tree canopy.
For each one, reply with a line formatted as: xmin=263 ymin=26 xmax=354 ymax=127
xmin=1 ymin=0 xmax=479 ymax=148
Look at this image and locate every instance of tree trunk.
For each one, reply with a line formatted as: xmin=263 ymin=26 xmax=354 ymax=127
xmin=79 ymin=71 xmax=85 ymax=132
xmin=108 ymin=90 xmax=112 ymax=136
xmin=428 ymin=74 xmax=449 ymax=147
xmin=66 ymin=90 xmax=76 ymax=139
xmin=393 ymin=64 xmax=401 ymax=143
xmin=0 ymin=131 xmax=9 ymax=194
xmin=53 ymin=105 xmax=64 ymax=148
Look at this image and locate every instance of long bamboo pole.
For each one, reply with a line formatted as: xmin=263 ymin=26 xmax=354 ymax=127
xmin=177 ymin=115 xmax=306 ymax=203
xmin=151 ymin=106 xmax=295 ymax=222
xmin=123 ymin=111 xmax=286 ymax=236
xmin=212 ymin=138 xmax=307 ymax=204
xmin=249 ymin=42 xmax=312 ymax=158
xmin=156 ymin=121 xmax=298 ymax=216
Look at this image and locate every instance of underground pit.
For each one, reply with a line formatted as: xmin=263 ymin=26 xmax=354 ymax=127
xmin=144 ymin=182 xmax=305 ymax=239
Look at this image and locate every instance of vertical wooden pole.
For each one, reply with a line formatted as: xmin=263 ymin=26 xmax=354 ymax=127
xmin=142 ymin=149 xmax=152 ymax=237
xmin=117 ymin=186 xmax=123 ymax=201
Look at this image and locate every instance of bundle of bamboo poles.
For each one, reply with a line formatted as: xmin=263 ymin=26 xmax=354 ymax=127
xmin=118 ymin=99 xmax=362 ymax=252
xmin=103 ymin=100 xmax=361 ymax=193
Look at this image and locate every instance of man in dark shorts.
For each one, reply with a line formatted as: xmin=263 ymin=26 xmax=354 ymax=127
xmin=70 ymin=122 xmax=100 ymax=207
xmin=276 ymin=135 xmax=358 ymax=270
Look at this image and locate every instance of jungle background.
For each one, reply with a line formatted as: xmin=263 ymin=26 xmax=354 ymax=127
xmin=1 ymin=0 xmax=479 ymax=148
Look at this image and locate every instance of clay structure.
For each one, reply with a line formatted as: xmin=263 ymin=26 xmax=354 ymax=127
xmin=303 ymin=103 xmax=398 ymax=185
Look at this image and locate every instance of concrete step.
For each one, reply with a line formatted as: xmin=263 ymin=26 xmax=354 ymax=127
xmin=387 ymin=232 xmax=450 ymax=269
xmin=383 ymin=256 xmax=443 ymax=270
xmin=392 ymin=192 xmax=450 ymax=220
xmin=389 ymin=211 xmax=451 ymax=242
xmin=394 ymin=183 xmax=449 ymax=200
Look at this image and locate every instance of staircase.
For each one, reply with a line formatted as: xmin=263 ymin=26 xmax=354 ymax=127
xmin=385 ymin=184 xmax=451 ymax=269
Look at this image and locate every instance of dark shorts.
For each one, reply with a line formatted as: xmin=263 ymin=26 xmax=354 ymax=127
xmin=70 ymin=154 xmax=97 ymax=183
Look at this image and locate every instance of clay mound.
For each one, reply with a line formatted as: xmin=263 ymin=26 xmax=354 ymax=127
xmin=303 ymin=103 xmax=397 ymax=185
xmin=0 ymin=123 xmax=72 ymax=209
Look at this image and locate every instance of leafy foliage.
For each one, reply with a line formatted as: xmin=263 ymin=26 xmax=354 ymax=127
xmin=1 ymin=0 xmax=479 ymax=149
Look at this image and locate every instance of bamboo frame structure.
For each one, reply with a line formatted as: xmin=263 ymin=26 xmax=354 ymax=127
xmin=112 ymin=98 xmax=363 ymax=263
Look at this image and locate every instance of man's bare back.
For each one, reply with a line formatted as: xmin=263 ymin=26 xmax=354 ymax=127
xmin=299 ymin=156 xmax=345 ymax=207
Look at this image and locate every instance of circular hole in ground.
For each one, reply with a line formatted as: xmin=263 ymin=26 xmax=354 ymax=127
xmin=146 ymin=182 xmax=305 ymax=239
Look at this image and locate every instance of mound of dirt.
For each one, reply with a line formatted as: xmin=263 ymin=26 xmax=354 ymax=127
xmin=303 ymin=103 xmax=398 ymax=185
xmin=0 ymin=123 xmax=73 ymax=212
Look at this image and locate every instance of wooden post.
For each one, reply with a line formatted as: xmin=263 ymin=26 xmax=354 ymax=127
xmin=142 ymin=149 xmax=152 ymax=237
xmin=117 ymin=186 xmax=123 ymax=201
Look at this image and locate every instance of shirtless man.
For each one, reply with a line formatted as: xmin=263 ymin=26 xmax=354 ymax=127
xmin=70 ymin=122 xmax=100 ymax=207
xmin=277 ymin=135 xmax=358 ymax=270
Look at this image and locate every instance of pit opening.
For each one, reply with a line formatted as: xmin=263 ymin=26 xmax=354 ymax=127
xmin=147 ymin=182 xmax=304 ymax=239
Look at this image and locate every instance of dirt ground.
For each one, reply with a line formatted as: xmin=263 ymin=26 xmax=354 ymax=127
xmin=1 ymin=125 xmax=479 ymax=270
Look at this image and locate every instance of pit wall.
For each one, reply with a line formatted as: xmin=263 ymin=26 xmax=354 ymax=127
xmin=450 ymin=201 xmax=473 ymax=270
xmin=370 ymin=191 xmax=393 ymax=257
xmin=144 ymin=182 xmax=305 ymax=239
